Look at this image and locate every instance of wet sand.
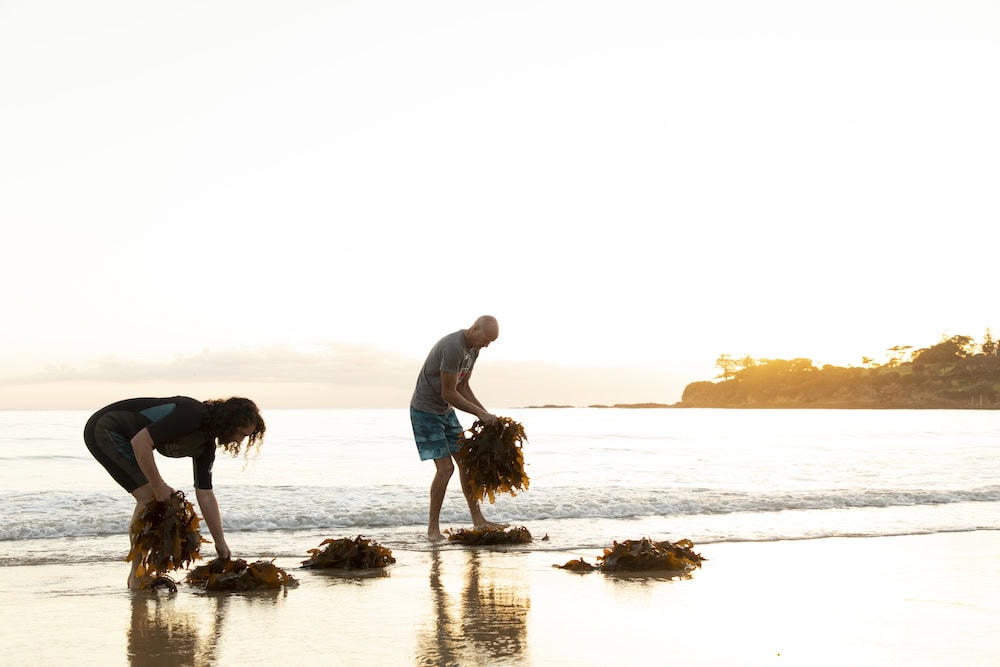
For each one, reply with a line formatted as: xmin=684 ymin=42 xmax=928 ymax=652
xmin=1 ymin=530 xmax=998 ymax=666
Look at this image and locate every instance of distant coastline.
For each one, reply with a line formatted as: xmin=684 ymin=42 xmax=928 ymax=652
xmin=526 ymin=332 xmax=1000 ymax=410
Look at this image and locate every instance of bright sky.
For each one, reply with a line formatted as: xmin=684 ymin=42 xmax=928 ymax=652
xmin=2 ymin=1 xmax=998 ymax=410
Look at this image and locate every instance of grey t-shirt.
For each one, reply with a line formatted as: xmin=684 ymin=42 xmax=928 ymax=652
xmin=410 ymin=329 xmax=479 ymax=414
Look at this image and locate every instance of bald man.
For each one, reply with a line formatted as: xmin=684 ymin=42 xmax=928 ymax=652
xmin=410 ymin=315 xmax=508 ymax=540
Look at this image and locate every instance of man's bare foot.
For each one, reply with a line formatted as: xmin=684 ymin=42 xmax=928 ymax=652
xmin=427 ymin=531 xmax=446 ymax=542
xmin=127 ymin=573 xmax=148 ymax=591
xmin=474 ymin=520 xmax=510 ymax=530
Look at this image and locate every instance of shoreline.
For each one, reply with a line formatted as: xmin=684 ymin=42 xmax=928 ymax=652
xmin=2 ymin=530 xmax=997 ymax=666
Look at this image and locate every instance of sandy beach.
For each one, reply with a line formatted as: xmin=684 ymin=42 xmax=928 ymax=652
xmin=1 ymin=530 xmax=997 ymax=666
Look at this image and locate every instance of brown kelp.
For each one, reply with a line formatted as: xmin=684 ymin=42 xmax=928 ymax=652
xmin=300 ymin=536 xmax=396 ymax=569
xmin=446 ymin=526 xmax=533 ymax=545
xmin=555 ymin=538 xmax=705 ymax=574
xmin=145 ymin=575 xmax=180 ymax=592
xmin=187 ymin=557 xmax=297 ymax=591
xmin=554 ymin=557 xmax=597 ymax=572
xmin=456 ymin=417 xmax=530 ymax=504
xmin=127 ymin=491 xmax=206 ymax=585
xmin=597 ymin=538 xmax=705 ymax=573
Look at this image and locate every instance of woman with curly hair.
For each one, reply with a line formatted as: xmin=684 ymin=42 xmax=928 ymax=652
xmin=84 ymin=396 xmax=266 ymax=589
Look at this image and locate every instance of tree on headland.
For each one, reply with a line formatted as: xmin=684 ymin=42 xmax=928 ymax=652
xmin=715 ymin=354 xmax=739 ymax=381
xmin=885 ymin=345 xmax=913 ymax=367
xmin=982 ymin=329 xmax=996 ymax=357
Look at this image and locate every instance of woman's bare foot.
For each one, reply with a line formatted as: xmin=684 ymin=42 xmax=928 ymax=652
xmin=427 ymin=530 xmax=446 ymax=542
xmin=474 ymin=520 xmax=510 ymax=530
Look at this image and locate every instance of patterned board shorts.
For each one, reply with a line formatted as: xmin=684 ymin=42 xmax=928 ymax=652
xmin=410 ymin=407 xmax=465 ymax=461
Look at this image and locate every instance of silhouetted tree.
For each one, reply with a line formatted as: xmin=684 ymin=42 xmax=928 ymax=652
xmin=886 ymin=345 xmax=913 ymax=367
xmin=948 ymin=335 xmax=976 ymax=357
xmin=982 ymin=329 xmax=997 ymax=357
xmin=914 ymin=338 xmax=967 ymax=365
xmin=715 ymin=354 xmax=739 ymax=381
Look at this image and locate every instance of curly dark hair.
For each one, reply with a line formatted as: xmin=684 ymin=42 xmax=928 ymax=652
xmin=201 ymin=397 xmax=266 ymax=458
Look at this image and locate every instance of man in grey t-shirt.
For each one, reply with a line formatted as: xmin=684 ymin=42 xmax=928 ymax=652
xmin=410 ymin=315 xmax=508 ymax=541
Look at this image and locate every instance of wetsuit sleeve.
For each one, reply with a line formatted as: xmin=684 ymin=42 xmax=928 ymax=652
xmin=193 ymin=446 xmax=216 ymax=490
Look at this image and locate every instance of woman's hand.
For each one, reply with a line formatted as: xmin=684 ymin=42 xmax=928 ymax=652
xmin=151 ymin=481 xmax=175 ymax=502
xmin=215 ymin=539 xmax=231 ymax=561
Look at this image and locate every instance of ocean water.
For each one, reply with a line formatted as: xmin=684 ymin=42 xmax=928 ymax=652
xmin=1 ymin=408 xmax=998 ymax=568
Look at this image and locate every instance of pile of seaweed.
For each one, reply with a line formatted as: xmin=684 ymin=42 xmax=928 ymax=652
xmin=187 ymin=557 xmax=297 ymax=591
xmin=556 ymin=538 xmax=705 ymax=574
xmin=555 ymin=557 xmax=597 ymax=572
xmin=457 ymin=417 xmax=530 ymax=504
xmin=128 ymin=490 xmax=206 ymax=588
xmin=300 ymin=536 xmax=396 ymax=569
xmin=447 ymin=526 xmax=533 ymax=545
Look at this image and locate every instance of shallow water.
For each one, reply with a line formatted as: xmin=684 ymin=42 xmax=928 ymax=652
xmin=2 ymin=407 xmax=998 ymax=565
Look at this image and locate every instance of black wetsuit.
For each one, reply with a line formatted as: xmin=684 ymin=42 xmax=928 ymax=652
xmin=84 ymin=396 xmax=216 ymax=492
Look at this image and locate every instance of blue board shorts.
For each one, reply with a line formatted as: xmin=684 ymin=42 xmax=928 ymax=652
xmin=410 ymin=407 xmax=465 ymax=461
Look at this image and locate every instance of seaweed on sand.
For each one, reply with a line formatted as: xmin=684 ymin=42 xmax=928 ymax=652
xmin=146 ymin=575 xmax=180 ymax=592
xmin=555 ymin=538 xmax=706 ymax=574
xmin=446 ymin=526 xmax=533 ymax=545
xmin=127 ymin=491 xmax=207 ymax=586
xmin=187 ymin=557 xmax=297 ymax=591
xmin=597 ymin=538 xmax=705 ymax=573
xmin=300 ymin=536 xmax=397 ymax=569
xmin=554 ymin=557 xmax=597 ymax=572
xmin=456 ymin=417 xmax=530 ymax=504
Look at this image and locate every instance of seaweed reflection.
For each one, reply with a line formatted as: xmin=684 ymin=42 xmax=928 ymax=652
xmin=416 ymin=549 xmax=530 ymax=666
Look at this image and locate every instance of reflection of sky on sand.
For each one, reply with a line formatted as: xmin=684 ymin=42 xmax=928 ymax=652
xmin=2 ymin=534 xmax=998 ymax=665
xmin=416 ymin=549 xmax=531 ymax=666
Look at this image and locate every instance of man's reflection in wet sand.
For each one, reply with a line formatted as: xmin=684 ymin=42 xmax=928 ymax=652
xmin=416 ymin=549 xmax=530 ymax=666
xmin=416 ymin=548 xmax=460 ymax=666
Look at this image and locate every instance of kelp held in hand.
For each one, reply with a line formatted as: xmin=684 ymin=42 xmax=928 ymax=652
xmin=457 ymin=417 xmax=530 ymax=504
xmin=597 ymin=538 xmax=705 ymax=573
xmin=300 ymin=536 xmax=397 ymax=569
xmin=187 ymin=557 xmax=297 ymax=591
xmin=446 ymin=526 xmax=533 ymax=545
xmin=128 ymin=490 xmax=206 ymax=581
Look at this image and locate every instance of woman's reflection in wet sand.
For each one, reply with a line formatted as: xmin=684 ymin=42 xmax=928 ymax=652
xmin=416 ymin=549 xmax=530 ymax=666
xmin=127 ymin=591 xmax=225 ymax=666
